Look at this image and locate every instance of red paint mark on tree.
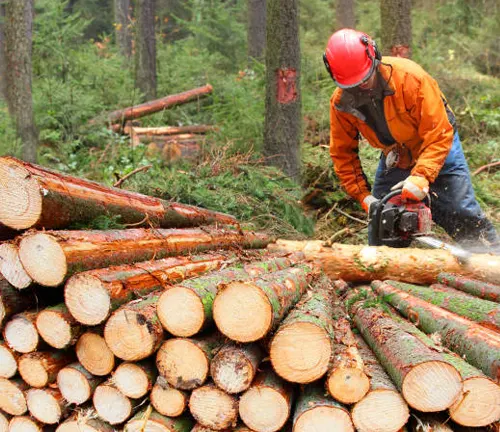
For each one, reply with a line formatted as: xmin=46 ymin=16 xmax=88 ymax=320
xmin=391 ymin=45 xmax=411 ymax=58
xmin=277 ymin=68 xmax=297 ymax=104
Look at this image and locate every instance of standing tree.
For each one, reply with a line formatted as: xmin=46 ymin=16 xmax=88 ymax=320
xmin=4 ymin=0 xmax=38 ymax=163
xmin=135 ymin=0 xmax=157 ymax=100
xmin=336 ymin=0 xmax=356 ymax=30
xmin=115 ymin=0 xmax=132 ymax=58
xmin=263 ymin=0 xmax=301 ymax=181
xmin=380 ymin=0 xmax=412 ymax=58
xmin=248 ymin=0 xmax=266 ymax=62
xmin=0 ymin=2 xmax=6 ymax=100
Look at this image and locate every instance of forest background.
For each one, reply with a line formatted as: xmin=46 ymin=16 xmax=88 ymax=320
xmin=0 ymin=0 xmax=498 ymax=242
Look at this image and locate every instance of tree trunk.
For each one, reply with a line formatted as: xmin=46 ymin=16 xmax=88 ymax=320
xmin=57 ymin=410 xmax=114 ymax=432
xmin=268 ymin=240 xmax=500 ymax=284
xmin=351 ymin=335 xmax=409 ymax=432
xmin=0 ymin=378 xmax=28 ymax=415
xmin=156 ymin=332 xmax=225 ymax=390
xmin=213 ymin=264 xmax=314 ymax=342
xmin=239 ymin=368 xmax=293 ymax=432
xmin=0 ymin=2 xmax=6 ymax=100
xmin=25 ymin=388 xmax=67 ymax=424
xmin=4 ymin=0 xmax=38 ymax=162
xmin=380 ymin=0 xmax=412 ymax=58
xmin=135 ymin=0 xmax=157 ymax=100
xmin=0 ymin=243 xmax=32 ymax=289
xmin=57 ymin=362 xmax=103 ymax=405
xmin=263 ymin=0 xmax=301 ymax=180
xmin=0 ymin=155 xmax=238 ymax=232
xmin=19 ymin=227 xmax=269 ymax=287
xmin=35 ymin=303 xmax=83 ymax=349
xmin=0 ymin=341 xmax=18 ymax=378
xmin=372 ymin=280 xmax=500 ymax=381
xmin=3 ymin=311 xmax=42 ymax=353
xmin=210 ymin=343 xmax=263 ymax=394
xmin=125 ymin=408 xmax=194 ymax=432
xmin=438 ymin=272 xmax=500 ymax=302
xmin=336 ymin=0 xmax=356 ymax=29
xmin=93 ymin=381 xmax=136 ymax=425
xmin=0 ymin=277 xmax=37 ymax=329
xmin=114 ymin=0 xmax=132 ymax=58
xmin=75 ymin=329 xmax=115 ymax=376
xmin=293 ymin=383 xmax=354 ymax=432
xmin=385 ymin=280 xmax=500 ymax=332
xmin=65 ymin=253 xmax=227 ymax=325
xmin=248 ymin=0 xmax=266 ymax=61
xmin=113 ymin=360 xmax=157 ymax=399
xmin=8 ymin=416 xmax=42 ymax=432
xmin=151 ymin=376 xmax=188 ymax=417
xmin=18 ymin=350 xmax=75 ymax=388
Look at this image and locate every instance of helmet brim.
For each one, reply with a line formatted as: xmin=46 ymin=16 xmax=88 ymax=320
xmin=334 ymin=60 xmax=377 ymax=89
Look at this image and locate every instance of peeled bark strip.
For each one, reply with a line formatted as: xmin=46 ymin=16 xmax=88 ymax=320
xmin=65 ymin=254 xmax=226 ymax=326
xmin=57 ymin=363 xmax=103 ymax=405
xmin=8 ymin=416 xmax=42 ymax=432
xmin=113 ymin=360 xmax=157 ymax=399
xmin=35 ymin=303 xmax=82 ymax=349
xmin=75 ymin=330 xmax=115 ymax=376
xmin=293 ymin=383 xmax=354 ymax=432
xmin=211 ymin=343 xmax=263 ymax=394
xmin=385 ymin=280 xmax=500 ymax=332
xmin=214 ymin=265 xmax=314 ymax=342
xmin=26 ymin=388 xmax=67 ymax=424
xmin=352 ymin=335 xmax=410 ymax=432
xmin=124 ymin=408 xmax=194 ymax=432
xmin=93 ymin=381 xmax=135 ymax=425
xmin=0 ymin=277 xmax=36 ymax=328
xmin=372 ymin=280 xmax=500 ymax=381
xmin=151 ymin=376 xmax=188 ymax=417
xmin=349 ymin=297 xmax=463 ymax=412
xmin=3 ymin=311 xmax=41 ymax=353
xmin=0 ymin=341 xmax=18 ymax=378
xmin=0 ymin=243 xmax=32 ymax=289
xmin=56 ymin=410 xmax=114 ymax=432
xmin=438 ymin=272 xmax=500 ymax=302
xmin=19 ymin=227 xmax=269 ymax=287
xmin=0 ymin=378 xmax=28 ymax=415
xmin=156 ymin=332 xmax=224 ymax=390
xmin=239 ymin=369 xmax=293 ymax=432
xmin=0 ymin=155 xmax=237 ymax=232
xmin=189 ymin=383 xmax=238 ymax=430
xmin=269 ymin=240 xmax=500 ymax=284
xmin=18 ymin=350 xmax=75 ymax=388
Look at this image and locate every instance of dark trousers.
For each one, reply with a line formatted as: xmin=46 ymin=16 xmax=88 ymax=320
xmin=369 ymin=132 xmax=499 ymax=251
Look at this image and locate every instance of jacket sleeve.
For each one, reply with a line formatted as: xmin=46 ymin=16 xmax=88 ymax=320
xmin=329 ymin=98 xmax=371 ymax=203
xmin=409 ymin=74 xmax=454 ymax=182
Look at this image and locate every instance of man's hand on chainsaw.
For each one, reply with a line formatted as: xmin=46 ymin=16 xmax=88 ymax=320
xmin=391 ymin=175 xmax=429 ymax=202
xmin=362 ymin=195 xmax=379 ymax=213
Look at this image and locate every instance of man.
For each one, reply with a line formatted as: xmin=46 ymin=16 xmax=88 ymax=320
xmin=323 ymin=28 xmax=498 ymax=250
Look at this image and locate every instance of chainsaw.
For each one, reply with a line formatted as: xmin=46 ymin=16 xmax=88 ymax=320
xmin=368 ymin=189 xmax=471 ymax=261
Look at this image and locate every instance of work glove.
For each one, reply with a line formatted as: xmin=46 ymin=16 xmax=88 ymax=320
xmin=391 ymin=175 xmax=429 ymax=202
xmin=361 ymin=195 xmax=379 ymax=213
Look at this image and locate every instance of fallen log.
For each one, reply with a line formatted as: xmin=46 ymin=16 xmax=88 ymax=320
xmin=56 ymin=410 xmax=114 ymax=432
xmin=93 ymin=381 xmax=137 ymax=425
xmin=19 ymin=227 xmax=269 ymax=287
xmin=0 ymin=243 xmax=32 ymax=289
xmin=35 ymin=303 xmax=83 ymax=349
xmin=0 ymin=277 xmax=37 ymax=329
xmin=3 ymin=311 xmax=42 ymax=353
xmin=125 ymin=124 xmax=216 ymax=136
xmin=0 ymin=342 xmax=18 ymax=378
xmin=438 ymin=272 xmax=500 ymax=302
xmin=213 ymin=264 xmax=314 ymax=342
xmin=8 ymin=416 xmax=42 ymax=432
xmin=26 ymin=388 xmax=68 ymax=424
xmin=151 ymin=376 xmax=188 ymax=417
xmin=210 ymin=343 xmax=263 ymax=394
xmin=239 ymin=368 xmax=293 ymax=432
xmin=18 ymin=350 xmax=75 ymax=388
xmin=0 ymin=378 xmax=28 ymax=415
xmin=372 ymin=280 xmax=500 ymax=381
xmin=293 ymin=383 xmax=354 ymax=432
xmin=124 ymin=408 xmax=194 ymax=432
xmin=131 ymin=132 xmax=203 ymax=147
xmin=113 ymin=360 xmax=157 ymax=399
xmin=351 ymin=335 xmax=409 ymax=432
xmin=75 ymin=329 xmax=115 ymax=376
xmin=57 ymin=362 xmax=103 ymax=405
xmin=268 ymin=240 xmax=500 ymax=284
xmin=65 ymin=253 xmax=227 ymax=325
xmin=0 ymin=156 xmax=237 ymax=231
xmin=156 ymin=332 xmax=224 ymax=390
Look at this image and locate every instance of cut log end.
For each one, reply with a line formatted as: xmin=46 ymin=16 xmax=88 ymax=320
xmin=57 ymin=422 xmax=104 ymax=432
xmin=352 ymin=389 xmax=410 ymax=432
xmin=326 ymin=367 xmax=370 ymax=405
xmin=0 ymin=412 xmax=9 ymax=431
xmin=151 ymin=378 xmax=187 ymax=417
xmin=0 ymin=344 xmax=18 ymax=378
xmin=293 ymin=406 xmax=354 ymax=432
xmin=93 ymin=385 xmax=132 ymax=425
xmin=211 ymin=348 xmax=256 ymax=394
xmin=270 ymin=322 xmax=331 ymax=383
xmin=76 ymin=332 xmax=115 ymax=376
xmin=189 ymin=385 xmax=238 ymax=430
xmin=156 ymin=339 xmax=209 ymax=390
xmin=57 ymin=367 xmax=92 ymax=405
xmin=402 ymin=360 xmax=462 ymax=412
xmin=0 ymin=159 xmax=42 ymax=230
xmin=4 ymin=315 xmax=39 ymax=353
xmin=19 ymin=233 xmax=67 ymax=287
xmin=65 ymin=274 xmax=111 ymax=325
xmin=113 ymin=363 xmax=150 ymax=399
xmin=36 ymin=310 xmax=72 ymax=349
xmin=0 ymin=243 xmax=32 ymax=289
xmin=213 ymin=281 xmax=272 ymax=342
xmin=449 ymin=377 xmax=500 ymax=427
xmin=18 ymin=356 xmax=49 ymax=388
xmin=8 ymin=416 xmax=42 ymax=432
xmin=0 ymin=378 xmax=27 ymax=415
xmin=26 ymin=389 xmax=62 ymax=424
xmin=157 ymin=287 xmax=205 ymax=337
xmin=239 ymin=387 xmax=290 ymax=432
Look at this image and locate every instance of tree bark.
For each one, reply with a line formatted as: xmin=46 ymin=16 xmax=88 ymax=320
xmin=189 ymin=383 xmax=238 ymax=430
xmin=113 ymin=360 xmax=157 ymax=399
xmin=0 ymin=276 xmax=36 ymax=329
xmin=268 ymin=240 xmax=500 ymax=284
xmin=0 ymin=155 xmax=238 ymax=231
xmin=248 ymin=0 xmax=266 ymax=61
xmin=0 ymin=341 xmax=18 ymax=378
xmin=18 ymin=350 xmax=75 ymax=388
xmin=125 ymin=408 xmax=194 ymax=432
xmin=35 ymin=303 xmax=83 ymax=349
xmin=75 ymin=329 xmax=115 ymax=376
xmin=380 ymin=0 xmax=412 ymax=58
xmin=0 ymin=2 xmax=6 ymax=100
xmin=57 ymin=362 xmax=103 ymax=405
xmin=438 ymin=272 xmax=500 ymax=302
xmin=25 ymin=388 xmax=68 ymax=424
xmin=0 ymin=378 xmax=28 ymax=415
xmin=151 ymin=376 xmax=188 ymax=417
xmin=135 ymin=0 xmax=157 ymax=100
xmin=0 ymin=243 xmax=32 ymax=289
xmin=4 ymin=0 xmax=38 ymax=162
xmin=114 ymin=0 xmax=132 ymax=58
xmin=264 ymin=0 xmax=301 ymax=180
xmin=336 ymin=0 xmax=356 ymax=29
xmin=213 ymin=264 xmax=314 ymax=342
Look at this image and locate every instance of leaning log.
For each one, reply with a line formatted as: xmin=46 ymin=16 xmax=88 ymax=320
xmin=268 ymin=240 xmax=500 ymax=284
xmin=75 ymin=329 xmax=115 ymax=376
xmin=0 ymin=243 xmax=32 ymax=289
xmin=113 ymin=360 xmax=157 ymax=399
xmin=438 ymin=272 xmax=500 ymax=302
xmin=0 ymin=277 xmax=36 ymax=328
xmin=124 ymin=408 xmax=194 ymax=432
xmin=0 ymin=378 xmax=28 ymax=415
xmin=0 ymin=156 xmax=237 ymax=232
xmin=57 ymin=362 xmax=103 ymax=405
xmin=151 ymin=376 xmax=188 ymax=417
xmin=19 ymin=227 xmax=269 ymax=286
xmin=18 ymin=350 xmax=75 ymax=388
xmin=26 ymin=388 xmax=68 ymax=424
xmin=35 ymin=303 xmax=83 ymax=349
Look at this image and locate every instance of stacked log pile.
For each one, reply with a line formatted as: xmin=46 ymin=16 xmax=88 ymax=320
xmin=0 ymin=160 xmax=499 ymax=431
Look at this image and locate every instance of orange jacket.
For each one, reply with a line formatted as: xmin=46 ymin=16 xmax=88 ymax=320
xmin=329 ymin=57 xmax=455 ymax=203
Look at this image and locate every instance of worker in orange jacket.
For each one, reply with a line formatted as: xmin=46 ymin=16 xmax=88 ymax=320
xmin=323 ymin=29 xmax=498 ymax=250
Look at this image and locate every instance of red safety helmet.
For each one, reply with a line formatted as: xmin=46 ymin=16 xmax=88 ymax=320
xmin=323 ymin=29 xmax=381 ymax=88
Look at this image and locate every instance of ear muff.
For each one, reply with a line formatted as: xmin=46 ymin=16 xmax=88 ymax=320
xmin=360 ymin=35 xmax=382 ymax=62
xmin=323 ymin=52 xmax=334 ymax=80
